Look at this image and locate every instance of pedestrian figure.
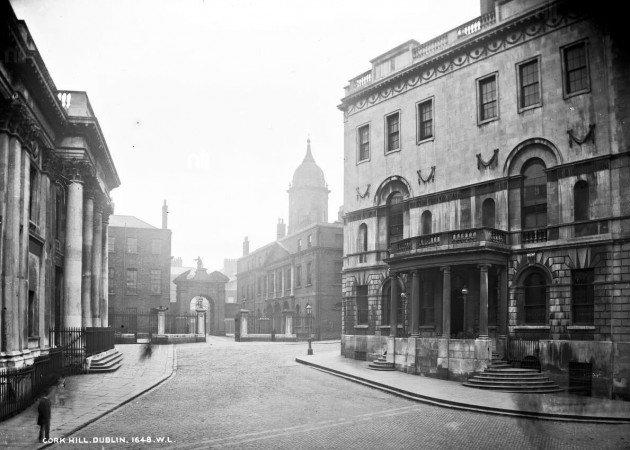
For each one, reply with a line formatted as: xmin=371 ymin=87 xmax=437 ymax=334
xmin=140 ymin=341 xmax=153 ymax=360
xmin=55 ymin=376 xmax=66 ymax=406
xmin=37 ymin=389 xmax=51 ymax=442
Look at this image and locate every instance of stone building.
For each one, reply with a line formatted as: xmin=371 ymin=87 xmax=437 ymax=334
xmin=0 ymin=0 xmax=119 ymax=368
xmin=339 ymin=0 xmax=629 ymax=398
xmin=172 ymin=258 xmax=228 ymax=336
xmin=107 ymin=202 xmax=172 ymax=313
xmin=237 ymin=140 xmax=344 ymax=339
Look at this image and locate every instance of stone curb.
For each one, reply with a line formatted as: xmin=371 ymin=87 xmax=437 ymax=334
xmin=295 ymin=357 xmax=630 ymax=425
xmin=35 ymin=347 xmax=178 ymax=449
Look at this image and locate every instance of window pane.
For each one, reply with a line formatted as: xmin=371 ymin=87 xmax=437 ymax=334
xmin=418 ymin=100 xmax=433 ymax=140
xmin=480 ymin=76 xmax=497 ymax=121
xmin=358 ymin=125 xmax=370 ymax=161
xmin=387 ymin=113 xmax=400 ymax=151
xmin=520 ymin=60 xmax=540 ymax=108
xmin=565 ymin=43 xmax=588 ymax=93
xmin=572 ymin=269 xmax=594 ymax=324
xmin=524 ymin=272 xmax=546 ymax=324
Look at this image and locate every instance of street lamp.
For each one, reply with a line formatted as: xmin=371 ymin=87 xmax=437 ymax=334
xmin=461 ymin=286 xmax=469 ymax=336
xmin=306 ymin=303 xmax=313 ymax=355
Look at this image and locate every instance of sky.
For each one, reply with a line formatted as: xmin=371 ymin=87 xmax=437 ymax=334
xmin=10 ymin=0 xmax=480 ymax=271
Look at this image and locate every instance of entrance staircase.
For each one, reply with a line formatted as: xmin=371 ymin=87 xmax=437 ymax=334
xmin=367 ymin=354 xmax=395 ymax=371
xmin=87 ymin=350 xmax=123 ymax=374
xmin=463 ymin=353 xmax=562 ymax=393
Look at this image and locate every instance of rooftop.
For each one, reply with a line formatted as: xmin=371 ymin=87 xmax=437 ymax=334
xmin=109 ymin=215 xmax=158 ymax=229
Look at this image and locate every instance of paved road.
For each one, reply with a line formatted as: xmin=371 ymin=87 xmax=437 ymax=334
xmin=56 ymin=338 xmax=630 ymax=450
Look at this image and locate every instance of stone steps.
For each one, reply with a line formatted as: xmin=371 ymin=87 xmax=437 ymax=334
xmin=464 ymin=355 xmax=562 ymax=394
xmin=88 ymin=350 xmax=123 ymax=373
xmin=367 ymin=355 xmax=395 ymax=371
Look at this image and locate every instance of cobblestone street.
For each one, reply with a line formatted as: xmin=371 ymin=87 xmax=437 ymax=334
xmin=58 ymin=338 xmax=629 ymax=450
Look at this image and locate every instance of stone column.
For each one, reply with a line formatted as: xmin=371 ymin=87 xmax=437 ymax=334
xmin=19 ymin=145 xmax=30 ymax=354
xmin=91 ymin=204 xmax=103 ymax=327
xmin=240 ymin=309 xmax=249 ymax=336
xmin=81 ymin=194 xmax=94 ymax=327
xmin=1 ymin=136 xmax=21 ymax=357
xmin=410 ymin=271 xmax=420 ymax=336
xmin=283 ymin=310 xmax=295 ymax=336
xmin=63 ymin=179 xmax=84 ymax=328
xmin=101 ymin=215 xmax=109 ymax=327
xmin=390 ymin=274 xmax=398 ymax=337
xmin=281 ymin=268 xmax=286 ymax=294
xmin=157 ymin=307 xmax=167 ymax=335
xmin=498 ymin=266 xmax=507 ymax=336
xmin=290 ymin=265 xmax=295 ymax=296
xmin=479 ymin=264 xmax=490 ymax=338
xmin=441 ymin=266 xmax=451 ymax=338
xmin=196 ymin=309 xmax=206 ymax=335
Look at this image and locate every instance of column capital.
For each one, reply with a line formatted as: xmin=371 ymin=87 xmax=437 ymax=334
xmin=440 ymin=266 xmax=451 ymax=273
xmin=0 ymin=96 xmax=46 ymax=158
xmin=478 ymin=263 xmax=491 ymax=271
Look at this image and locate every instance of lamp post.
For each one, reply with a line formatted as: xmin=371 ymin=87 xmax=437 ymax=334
xmin=461 ymin=286 xmax=469 ymax=336
xmin=306 ymin=303 xmax=313 ymax=355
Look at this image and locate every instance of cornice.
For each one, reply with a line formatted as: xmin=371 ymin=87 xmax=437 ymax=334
xmin=339 ymin=1 xmax=585 ymax=117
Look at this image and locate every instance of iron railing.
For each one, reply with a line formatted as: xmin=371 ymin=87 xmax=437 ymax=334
xmin=109 ymin=309 xmax=197 ymax=335
xmin=85 ymin=327 xmax=115 ymax=357
xmin=506 ymin=338 xmax=542 ymax=372
xmin=0 ymin=349 xmax=62 ymax=422
xmin=49 ymin=327 xmax=86 ymax=375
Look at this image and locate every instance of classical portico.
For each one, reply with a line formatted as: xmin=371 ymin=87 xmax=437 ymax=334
xmin=0 ymin=90 xmax=118 ymax=368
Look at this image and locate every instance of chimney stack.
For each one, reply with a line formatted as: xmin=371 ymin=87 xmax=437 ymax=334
xmin=162 ymin=200 xmax=168 ymax=229
xmin=276 ymin=218 xmax=286 ymax=240
xmin=243 ymin=236 xmax=250 ymax=256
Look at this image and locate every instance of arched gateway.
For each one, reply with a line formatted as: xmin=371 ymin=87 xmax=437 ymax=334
xmin=173 ymin=263 xmax=229 ymax=336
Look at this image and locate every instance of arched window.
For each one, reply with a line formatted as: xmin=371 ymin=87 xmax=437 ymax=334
xmin=524 ymin=270 xmax=547 ymax=324
xmin=522 ymin=159 xmax=547 ymax=229
xmin=574 ymin=180 xmax=589 ymax=221
xmin=482 ymin=198 xmax=496 ymax=228
xmin=421 ymin=210 xmax=432 ymax=235
xmin=388 ymin=192 xmax=404 ymax=244
xmin=358 ymin=223 xmax=368 ymax=252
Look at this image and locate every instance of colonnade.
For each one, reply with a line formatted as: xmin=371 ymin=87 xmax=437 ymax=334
xmin=389 ymin=264 xmax=507 ymax=338
xmin=0 ymin=128 xmax=110 ymax=366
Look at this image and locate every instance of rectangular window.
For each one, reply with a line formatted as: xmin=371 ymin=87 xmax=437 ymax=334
xmin=150 ymin=269 xmax=162 ymax=294
xmin=151 ymin=239 xmax=162 ymax=255
xmin=386 ymin=112 xmax=400 ymax=152
xmin=572 ymin=269 xmax=594 ymax=325
xmin=518 ymin=59 xmax=540 ymax=109
xmin=108 ymin=268 xmax=115 ymax=295
xmin=285 ymin=268 xmax=291 ymax=291
xmin=108 ymin=237 xmax=116 ymax=253
xmin=356 ymin=285 xmax=368 ymax=325
xmin=417 ymin=99 xmax=433 ymax=141
xmin=126 ymin=269 xmax=138 ymax=295
xmin=126 ymin=237 xmax=138 ymax=254
xmin=29 ymin=169 xmax=39 ymax=223
xmin=306 ymin=262 xmax=312 ymax=285
xmin=28 ymin=291 xmax=36 ymax=337
xmin=307 ymin=234 xmax=312 ymax=248
xmin=478 ymin=74 xmax=498 ymax=122
xmin=297 ymin=239 xmax=302 ymax=251
xmin=564 ymin=42 xmax=589 ymax=95
xmin=358 ymin=124 xmax=370 ymax=161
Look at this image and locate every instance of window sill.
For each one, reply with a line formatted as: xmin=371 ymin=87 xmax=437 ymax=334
xmin=563 ymin=88 xmax=590 ymax=100
xmin=518 ymin=103 xmax=542 ymax=114
xmin=567 ymin=325 xmax=595 ymax=330
xmin=513 ymin=325 xmax=550 ymax=330
xmin=419 ymin=325 xmax=435 ymax=330
xmin=385 ymin=148 xmax=401 ymax=155
xmin=356 ymin=158 xmax=371 ymax=166
xmin=478 ymin=116 xmax=499 ymax=126
xmin=354 ymin=325 xmax=368 ymax=329
xmin=417 ymin=136 xmax=434 ymax=145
